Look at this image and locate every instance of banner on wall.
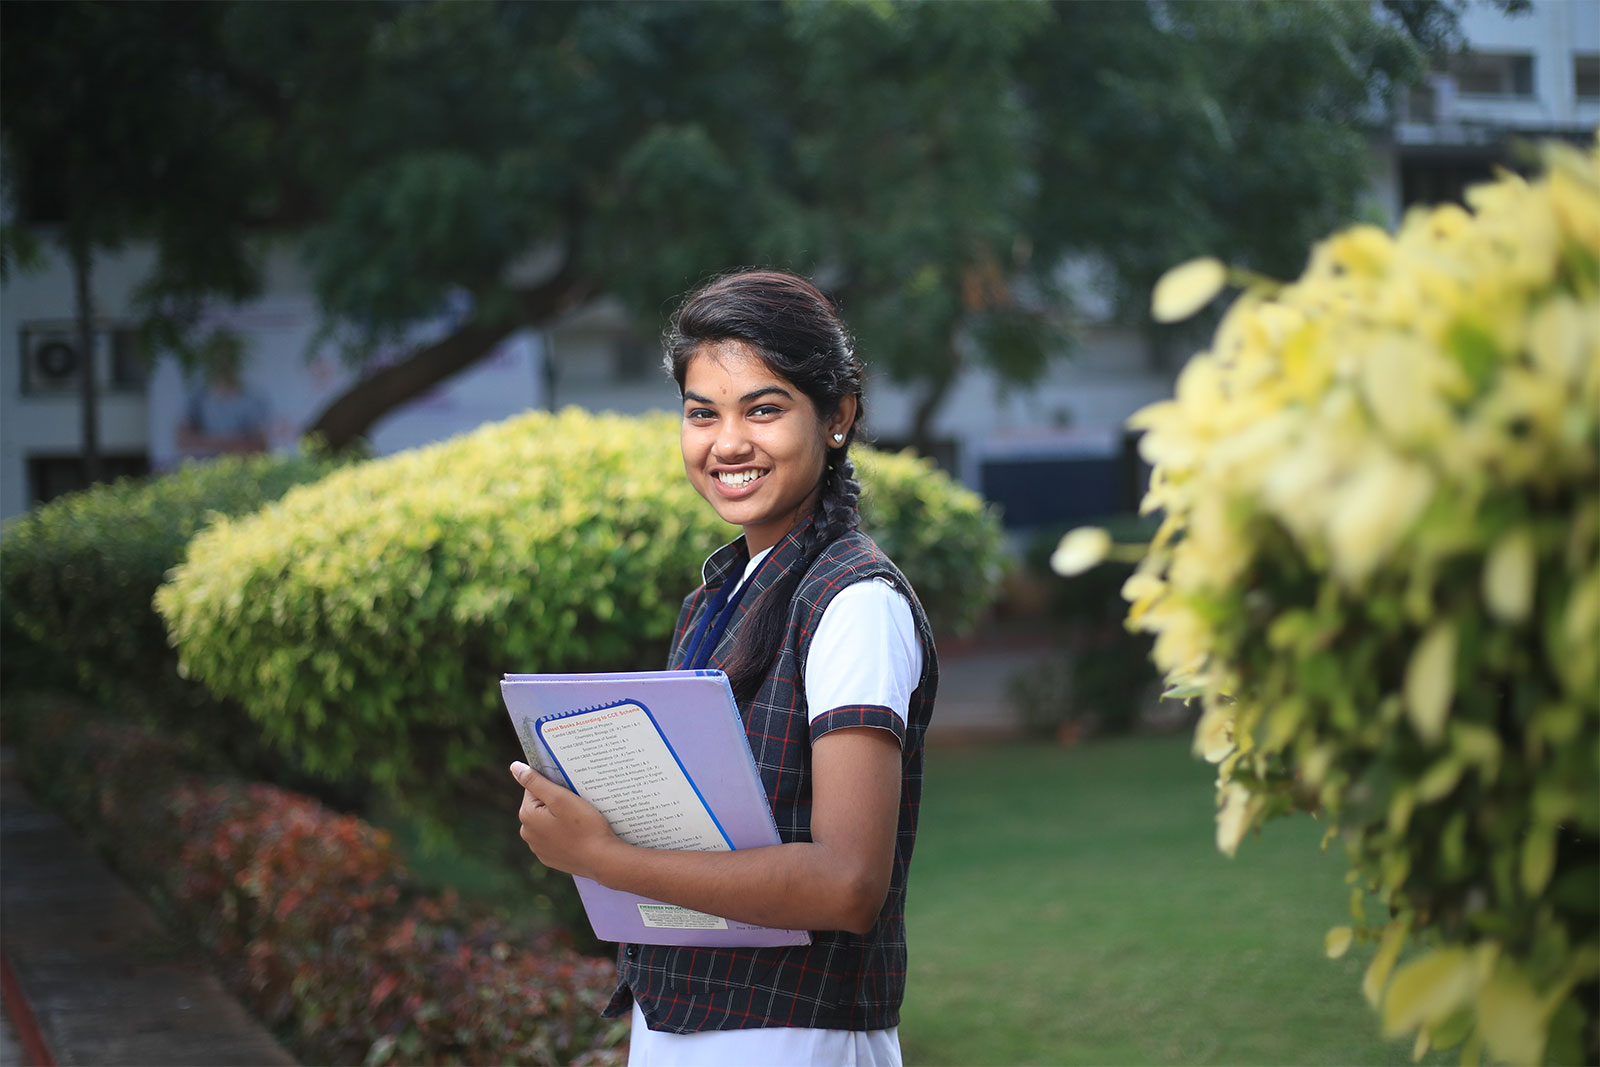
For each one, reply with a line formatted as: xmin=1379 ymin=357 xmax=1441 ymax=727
xmin=147 ymin=296 xmax=545 ymax=469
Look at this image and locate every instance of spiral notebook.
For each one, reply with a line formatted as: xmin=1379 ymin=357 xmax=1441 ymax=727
xmin=501 ymin=669 xmax=811 ymax=947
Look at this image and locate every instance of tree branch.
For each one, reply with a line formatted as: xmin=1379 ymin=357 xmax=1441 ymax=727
xmin=305 ymin=266 xmax=596 ymax=451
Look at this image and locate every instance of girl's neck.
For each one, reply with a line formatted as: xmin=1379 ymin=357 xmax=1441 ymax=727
xmin=743 ymin=493 xmax=820 ymax=557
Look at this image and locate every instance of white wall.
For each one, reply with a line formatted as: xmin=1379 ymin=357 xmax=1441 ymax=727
xmin=1449 ymin=0 xmax=1596 ymax=127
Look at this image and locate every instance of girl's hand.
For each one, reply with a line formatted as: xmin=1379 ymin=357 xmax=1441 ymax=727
xmin=510 ymin=761 xmax=621 ymax=879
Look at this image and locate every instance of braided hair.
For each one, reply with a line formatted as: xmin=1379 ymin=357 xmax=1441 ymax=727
xmin=665 ymin=269 xmax=865 ymax=703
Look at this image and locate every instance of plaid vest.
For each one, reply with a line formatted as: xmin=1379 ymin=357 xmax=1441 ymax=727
xmin=603 ymin=519 xmax=939 ymax=1033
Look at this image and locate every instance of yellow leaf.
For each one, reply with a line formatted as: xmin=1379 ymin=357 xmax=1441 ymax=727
xmin=1365 ymin=918 xmax=1410 ymax=1007
xmin=1383 ymin=849 xmax=1413 ymax=894
xmin=1521 ymin=824 xmax=1558 ymax=897
xmin=1416 ymin=757 xmax=1464 ymax=802
xmin=1151 ymin=256 xmax=1228 ymax=323
xmin=1483 ymin=528 xmax=1537 ymax=624
xmin=1326 ymin=925 xmax=1355 ymax=959
xmin=1382 ymin=947 xmax=1482 ymax=1038
xmin=1326 ymin=450 xmax=1435 ymax=588
xmin=1404 ymin=622 xmax=1457 ymax=746
xmin=1194 ymin=705 xmax=1235 ymax=763
xmin=1476 ymin=960 xmax=1550 ymax=1067
xmin=1411 ymin=1027 xmax=1430 ymax=1063
xmin=1215 ymin=780 xmax=1259 ymax=857
xmin=1051 ymin=526 xmax=1112 ymax=577
xmin=1359 ymin=336 xmax=1458 ymax=446
xmin=1388 ymin=788 xmax=1416 ymax=834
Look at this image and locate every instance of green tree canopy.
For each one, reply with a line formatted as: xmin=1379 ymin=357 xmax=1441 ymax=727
xmin=4 ymin=0 xmax=1440 ymax=453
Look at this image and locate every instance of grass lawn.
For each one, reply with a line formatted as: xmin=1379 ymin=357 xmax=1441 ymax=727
xmin=902 ymin=735 xmax=1441 ymax=1066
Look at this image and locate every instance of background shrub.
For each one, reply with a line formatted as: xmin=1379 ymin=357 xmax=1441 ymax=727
xmin=156 ymin=409 xmax=1003 ymax=822
xmin=1121 ymin=143 xmax=1598 ymax=1063
xmin=854 ymin=445 xmax=1006 ymax=635
xmin=0 ymin=451 xmax=344 ymax=772
xmin=1014 ymin=515 xmax=1160 ymax=739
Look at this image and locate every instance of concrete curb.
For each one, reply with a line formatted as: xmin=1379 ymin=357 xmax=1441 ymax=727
xmin=3 ymin=949 xmax=56 ymax=1065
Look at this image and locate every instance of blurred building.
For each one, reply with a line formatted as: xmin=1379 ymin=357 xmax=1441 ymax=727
xmin=3 ymin=0 xmax=1595 ymax=526
xmin=1370 ymin=0 xmax=1598 ymax=221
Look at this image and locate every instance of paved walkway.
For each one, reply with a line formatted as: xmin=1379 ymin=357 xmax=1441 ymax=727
xmin=0 ymin=638 xmax=1043 ymax=1065
xmin=0 ymin=756 xmax=296 ymax=1067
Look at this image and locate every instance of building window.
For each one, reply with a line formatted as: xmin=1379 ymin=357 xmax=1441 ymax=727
xmin=870 ymin=437 xmax=961 ymax=480
xmin=1576 ymin=54 xmax=1600 ymax=101
xmin=1400 ymin=152 xmax=1501 ymax=210
xmin=1446 ymin=52 xmax=1536 ymax=97
xmin=615 ymin=335 xmax=665 ymax=382
xmin=975 ymin=433 xmax=1146 ymax=532
xmin=27 ymin=453 xmax=150 ymax=506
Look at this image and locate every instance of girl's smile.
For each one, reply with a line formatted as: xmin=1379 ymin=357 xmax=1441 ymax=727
xmin=681 ymin=341 xmax=854 ymax=556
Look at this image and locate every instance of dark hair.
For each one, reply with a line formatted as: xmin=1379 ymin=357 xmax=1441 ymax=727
xmin=665 ymin=269 xmax=866 ymax=703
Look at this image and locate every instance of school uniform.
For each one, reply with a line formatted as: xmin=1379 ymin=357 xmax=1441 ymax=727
xmin=605 ymin=517 xmax=939 ymax=1065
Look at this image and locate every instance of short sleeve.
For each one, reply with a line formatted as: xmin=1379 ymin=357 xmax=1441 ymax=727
xmin=804 ymin=578 xmax=924 ymax=742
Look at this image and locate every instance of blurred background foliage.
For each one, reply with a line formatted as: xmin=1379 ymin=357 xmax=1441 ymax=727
xmin=2 ymin=0 xmax=1445 ymax=455
xmin=1010 ymin=514 xmax=1163 ymax=742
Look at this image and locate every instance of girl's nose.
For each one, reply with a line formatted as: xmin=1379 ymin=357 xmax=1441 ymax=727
xmin=713 ymin=421 xmax=754 ymax=461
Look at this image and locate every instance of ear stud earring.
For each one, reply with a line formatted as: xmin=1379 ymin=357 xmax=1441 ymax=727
xmin=832 ymin=433 xmax=844 ymax=443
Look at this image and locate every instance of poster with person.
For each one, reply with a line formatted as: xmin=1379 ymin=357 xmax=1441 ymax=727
xmin=148 ymin=295 xmax=544 ymax=469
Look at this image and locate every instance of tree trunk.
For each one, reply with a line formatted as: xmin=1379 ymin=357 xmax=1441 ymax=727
xmin=68 ymin=231 xmax=103 ymax=486
xmin=907 ymin=348 xmax=960 ymax=459
xmin=305 ymin=268 xmax=594 ymax=451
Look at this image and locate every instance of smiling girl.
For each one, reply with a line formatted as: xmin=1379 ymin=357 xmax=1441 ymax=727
xmin=510 ymin=269 xmax=938 ymax=1066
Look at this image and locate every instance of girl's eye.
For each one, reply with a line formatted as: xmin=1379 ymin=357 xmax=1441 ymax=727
xmin=686 ymin=408 xmax=715 ymax=422
xmin=749 ymin=404 xmax=781 ymax=418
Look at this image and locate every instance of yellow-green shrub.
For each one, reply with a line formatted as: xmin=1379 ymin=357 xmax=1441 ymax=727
xmin=157 ymin=408 xmax=1002 ymax=815
xmin=1118 ymin=141 xmax=1599 ymax=1064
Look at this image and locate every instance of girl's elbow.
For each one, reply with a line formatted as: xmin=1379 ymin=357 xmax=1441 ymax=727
xmin=836 ymin=874 xmax=890 ymax=935
xmin=839 ymin=909 xmax=880 ymax=937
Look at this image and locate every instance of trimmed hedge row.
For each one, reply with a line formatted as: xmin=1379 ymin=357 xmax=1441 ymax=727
xmin=0 ymin=451 xmax=344 ymax=770
xmin=156 ymin=409 xmax=1003 ymax=817
xmin=6 ymin=694 xmax=625 ymax=1067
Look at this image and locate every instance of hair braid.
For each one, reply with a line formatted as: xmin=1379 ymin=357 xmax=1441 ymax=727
xmin=816 ymin=453 xmax=861 ymax=544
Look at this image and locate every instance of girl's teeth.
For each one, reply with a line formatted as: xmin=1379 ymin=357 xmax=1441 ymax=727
xmin=718 ymin=470 xmax=766 ymax=487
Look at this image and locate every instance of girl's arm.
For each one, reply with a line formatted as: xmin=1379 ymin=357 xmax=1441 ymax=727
xmin=512 ymin=725 xmax=901 ymax=935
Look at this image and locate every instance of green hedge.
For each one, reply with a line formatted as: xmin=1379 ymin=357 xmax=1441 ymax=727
xmin=0 ymin=452 xmax=344 ymax=760
xmin=156 ymin=409 xmax=1003 ymax=816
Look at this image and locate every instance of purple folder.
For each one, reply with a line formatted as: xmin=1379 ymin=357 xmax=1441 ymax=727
xmin=501 ymin=669 xmax=811 ymax=948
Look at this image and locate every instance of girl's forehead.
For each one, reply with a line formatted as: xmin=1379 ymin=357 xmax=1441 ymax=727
xmin=683 ymin=342 xmax=793 ymax=393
